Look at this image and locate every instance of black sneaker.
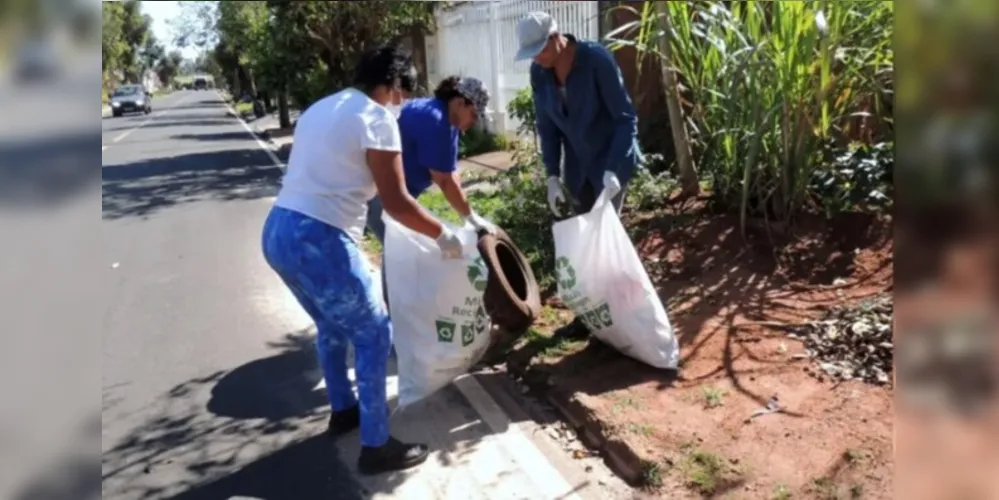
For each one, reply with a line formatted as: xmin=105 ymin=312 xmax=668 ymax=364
xmin=357 ymin=436 xmax=429 ymax=476
xmin=326 ymin=405 xmax=360 ymax=439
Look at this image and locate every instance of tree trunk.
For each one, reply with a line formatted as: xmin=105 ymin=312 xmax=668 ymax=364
xmin=327 ymin=49 xmax=340 ymax=86
xmin=278 ymin=90 xmax=291 ymax=129
xmin=656 ymin=1 xmax=700 ymax=196
xmin=260 ymin=91 xmax=275 ymax=113
xmin=232 ymin=68 xmax=241 ymax=96
xmin=246 ymin=68 xmax=266 ymax=118
xmin=408 ymin=26 xmax=429 ymax=93
xmin=238 ymin=65 xmax=253 ymax=98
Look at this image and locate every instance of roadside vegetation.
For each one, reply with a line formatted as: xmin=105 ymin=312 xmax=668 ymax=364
xmin=102 ymin=0 xmax=185 ymax=98
xmin=397 ymin=2 xmax=895 ymax=497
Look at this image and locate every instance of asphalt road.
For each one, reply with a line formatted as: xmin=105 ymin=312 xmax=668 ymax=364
xmin=98 ymin=90 xmax=632 ymax=500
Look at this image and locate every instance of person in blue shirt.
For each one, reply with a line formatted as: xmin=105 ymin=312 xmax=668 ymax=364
xmin=514 ymin=11 xmax=641 ymax=218
xmin=515 ymin=12 xmax=642 ymax=339
xmin=366 ymin=76 xmax=497 ymax=298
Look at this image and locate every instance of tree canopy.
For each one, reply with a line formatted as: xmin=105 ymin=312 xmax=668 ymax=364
xmin=102 ymin=0 xmax=184 ymax=94
xmin=173 ymin=0 xmax=440 ymax=115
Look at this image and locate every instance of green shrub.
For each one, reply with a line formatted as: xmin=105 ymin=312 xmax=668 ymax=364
xmin=416 ymin=189 xmax=505 ymax=226
xmin=459 ymin=126 xmax=507 ymax=158
xmin=487 ymin=150 xmax=559 ymax=293
xmin=234 ymin=101 xmax=254 ymax=116
xmin=506 ymin=87 xmax=537 ymax=139
xmin=608 ymin=0 xmax=894 ymax=225
xmin=809 ymin=140 xmax=893 ymax=216
xmin=289 ymin=61 xmax=336 ymax=112
xmin=626 ymin=159 xmax=678 ymax=212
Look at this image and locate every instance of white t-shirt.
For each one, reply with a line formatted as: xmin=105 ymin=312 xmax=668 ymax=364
xmin=275 ymin=88 xmax=401 ymax=242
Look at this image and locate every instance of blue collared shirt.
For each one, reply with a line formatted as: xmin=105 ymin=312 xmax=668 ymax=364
xmin=530 ymin=37 xmax=642 ymax=198
xmin=398 ymin=97 xmax=459 ymax=197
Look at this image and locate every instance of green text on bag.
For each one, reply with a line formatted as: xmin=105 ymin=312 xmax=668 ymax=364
xmin=439 ymin=264 xmax=492 ymax=345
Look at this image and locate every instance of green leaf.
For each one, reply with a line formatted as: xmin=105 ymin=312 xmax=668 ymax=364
xmin=467 ymin=266 xmax=481 ymax=283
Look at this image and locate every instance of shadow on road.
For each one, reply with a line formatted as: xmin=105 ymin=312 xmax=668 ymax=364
xmin=100 ymin=329 xmax=380 ymax=499
xmin=207 ymin=333 xmax=329 ymax=421
xmin=203 ymin=331 xmax=401 ymax=422
xmin=166 ymin=102 xmax=228 ymax=111
xmin=102 ymin=147 xmax=282 ymax=220
xmin=0 ymin=131 xmax=100 ymax=208
xmin=104 ymin=119 xmax=238 ymax=132
xmin=172 ymin=132 xmax=256 ymax=143
xmin=162 ymin=435 xmax=367 ymax=500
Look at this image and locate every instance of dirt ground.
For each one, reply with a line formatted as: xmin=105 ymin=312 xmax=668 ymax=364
xmin=502 ymin=200 xmax=894 ymax=499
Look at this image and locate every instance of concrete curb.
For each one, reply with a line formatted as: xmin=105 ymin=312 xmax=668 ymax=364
xmin=462 ymin=157 xmax=507 ymax=173
xmin=505 ymin=359 xmax=649 ymax=486
xmin=250 ymin=126 xmax=292 ymax=159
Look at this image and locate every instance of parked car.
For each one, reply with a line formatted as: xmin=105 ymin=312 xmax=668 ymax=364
xmin=109 ymin=84 xmax=152 ymax=117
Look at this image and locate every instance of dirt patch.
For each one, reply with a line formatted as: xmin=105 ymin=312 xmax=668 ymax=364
xmin=499 ymin=205 xmax=894 ymax=498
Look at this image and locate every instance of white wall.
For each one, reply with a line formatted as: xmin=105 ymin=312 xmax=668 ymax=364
xmin=143 ymin=70 xmax=161 ymax=92
xmin=427 ymin=1 xmax=599 ymax=136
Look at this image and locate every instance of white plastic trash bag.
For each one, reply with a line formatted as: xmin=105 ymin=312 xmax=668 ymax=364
xmin=551 ymin=188 xmax=679 ymax=369
xmin=383 ymin=215 xmax=492 ymax=407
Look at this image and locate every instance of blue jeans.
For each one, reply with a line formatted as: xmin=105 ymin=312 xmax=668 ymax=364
xmin=262 ymin=206 xmax=392 ymax=447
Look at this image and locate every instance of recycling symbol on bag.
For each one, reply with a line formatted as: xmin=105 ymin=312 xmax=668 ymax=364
xmin=555 ymin=257 xmax=577 ymax=290
xmin=466 ymin=257 xmax=489 ymax=292
xmin=435 ymin=319 xmax=456 ymax=343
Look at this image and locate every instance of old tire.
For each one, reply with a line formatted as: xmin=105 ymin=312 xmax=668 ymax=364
xmin=478 ymin=228 xmax=541 ymax=334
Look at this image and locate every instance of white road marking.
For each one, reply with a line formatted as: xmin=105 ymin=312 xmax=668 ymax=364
xmin=217 ymin=91 xmax=285 ymax=170
xmin=453 ymin=374 xmax=583 ymax=499
xmin=104 ymin=93 xmax=196 ymax=149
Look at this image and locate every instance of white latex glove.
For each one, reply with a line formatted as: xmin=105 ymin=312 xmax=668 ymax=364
xmin=465 ymin=211 xmax=497 ymax=235
xmin=546 ymin=176 xmax=567 ymax=217
xmin=603 ymin=170 xmax=622 ymax=198
xmin=435 ymin=226 xmax=464 ymax=260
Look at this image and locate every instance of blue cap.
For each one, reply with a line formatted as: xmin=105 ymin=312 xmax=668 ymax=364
xmin=514 ymin=11 xmax=558 ymax=62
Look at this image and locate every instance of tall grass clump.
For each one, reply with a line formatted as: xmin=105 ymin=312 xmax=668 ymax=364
xmin=607 ymin=1 xmax=894 ymax=233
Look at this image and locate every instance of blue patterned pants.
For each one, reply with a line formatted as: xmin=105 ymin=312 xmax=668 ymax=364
xmin=262 ymin=206 xmax=392 ymax=447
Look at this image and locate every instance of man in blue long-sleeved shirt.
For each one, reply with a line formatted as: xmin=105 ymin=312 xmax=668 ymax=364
xmin=514 ymin=11 xmax=642 ymax=217
xmin=515 ymin=12 xmax=642 ymax=340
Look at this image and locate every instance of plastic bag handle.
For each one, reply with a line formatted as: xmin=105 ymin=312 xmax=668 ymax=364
xmin=591 ymin=185 xmax=617 ymax=213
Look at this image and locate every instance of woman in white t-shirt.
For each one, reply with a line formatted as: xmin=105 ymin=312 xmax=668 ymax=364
xmin=261 ymin=45 xmax=461 ymax=476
